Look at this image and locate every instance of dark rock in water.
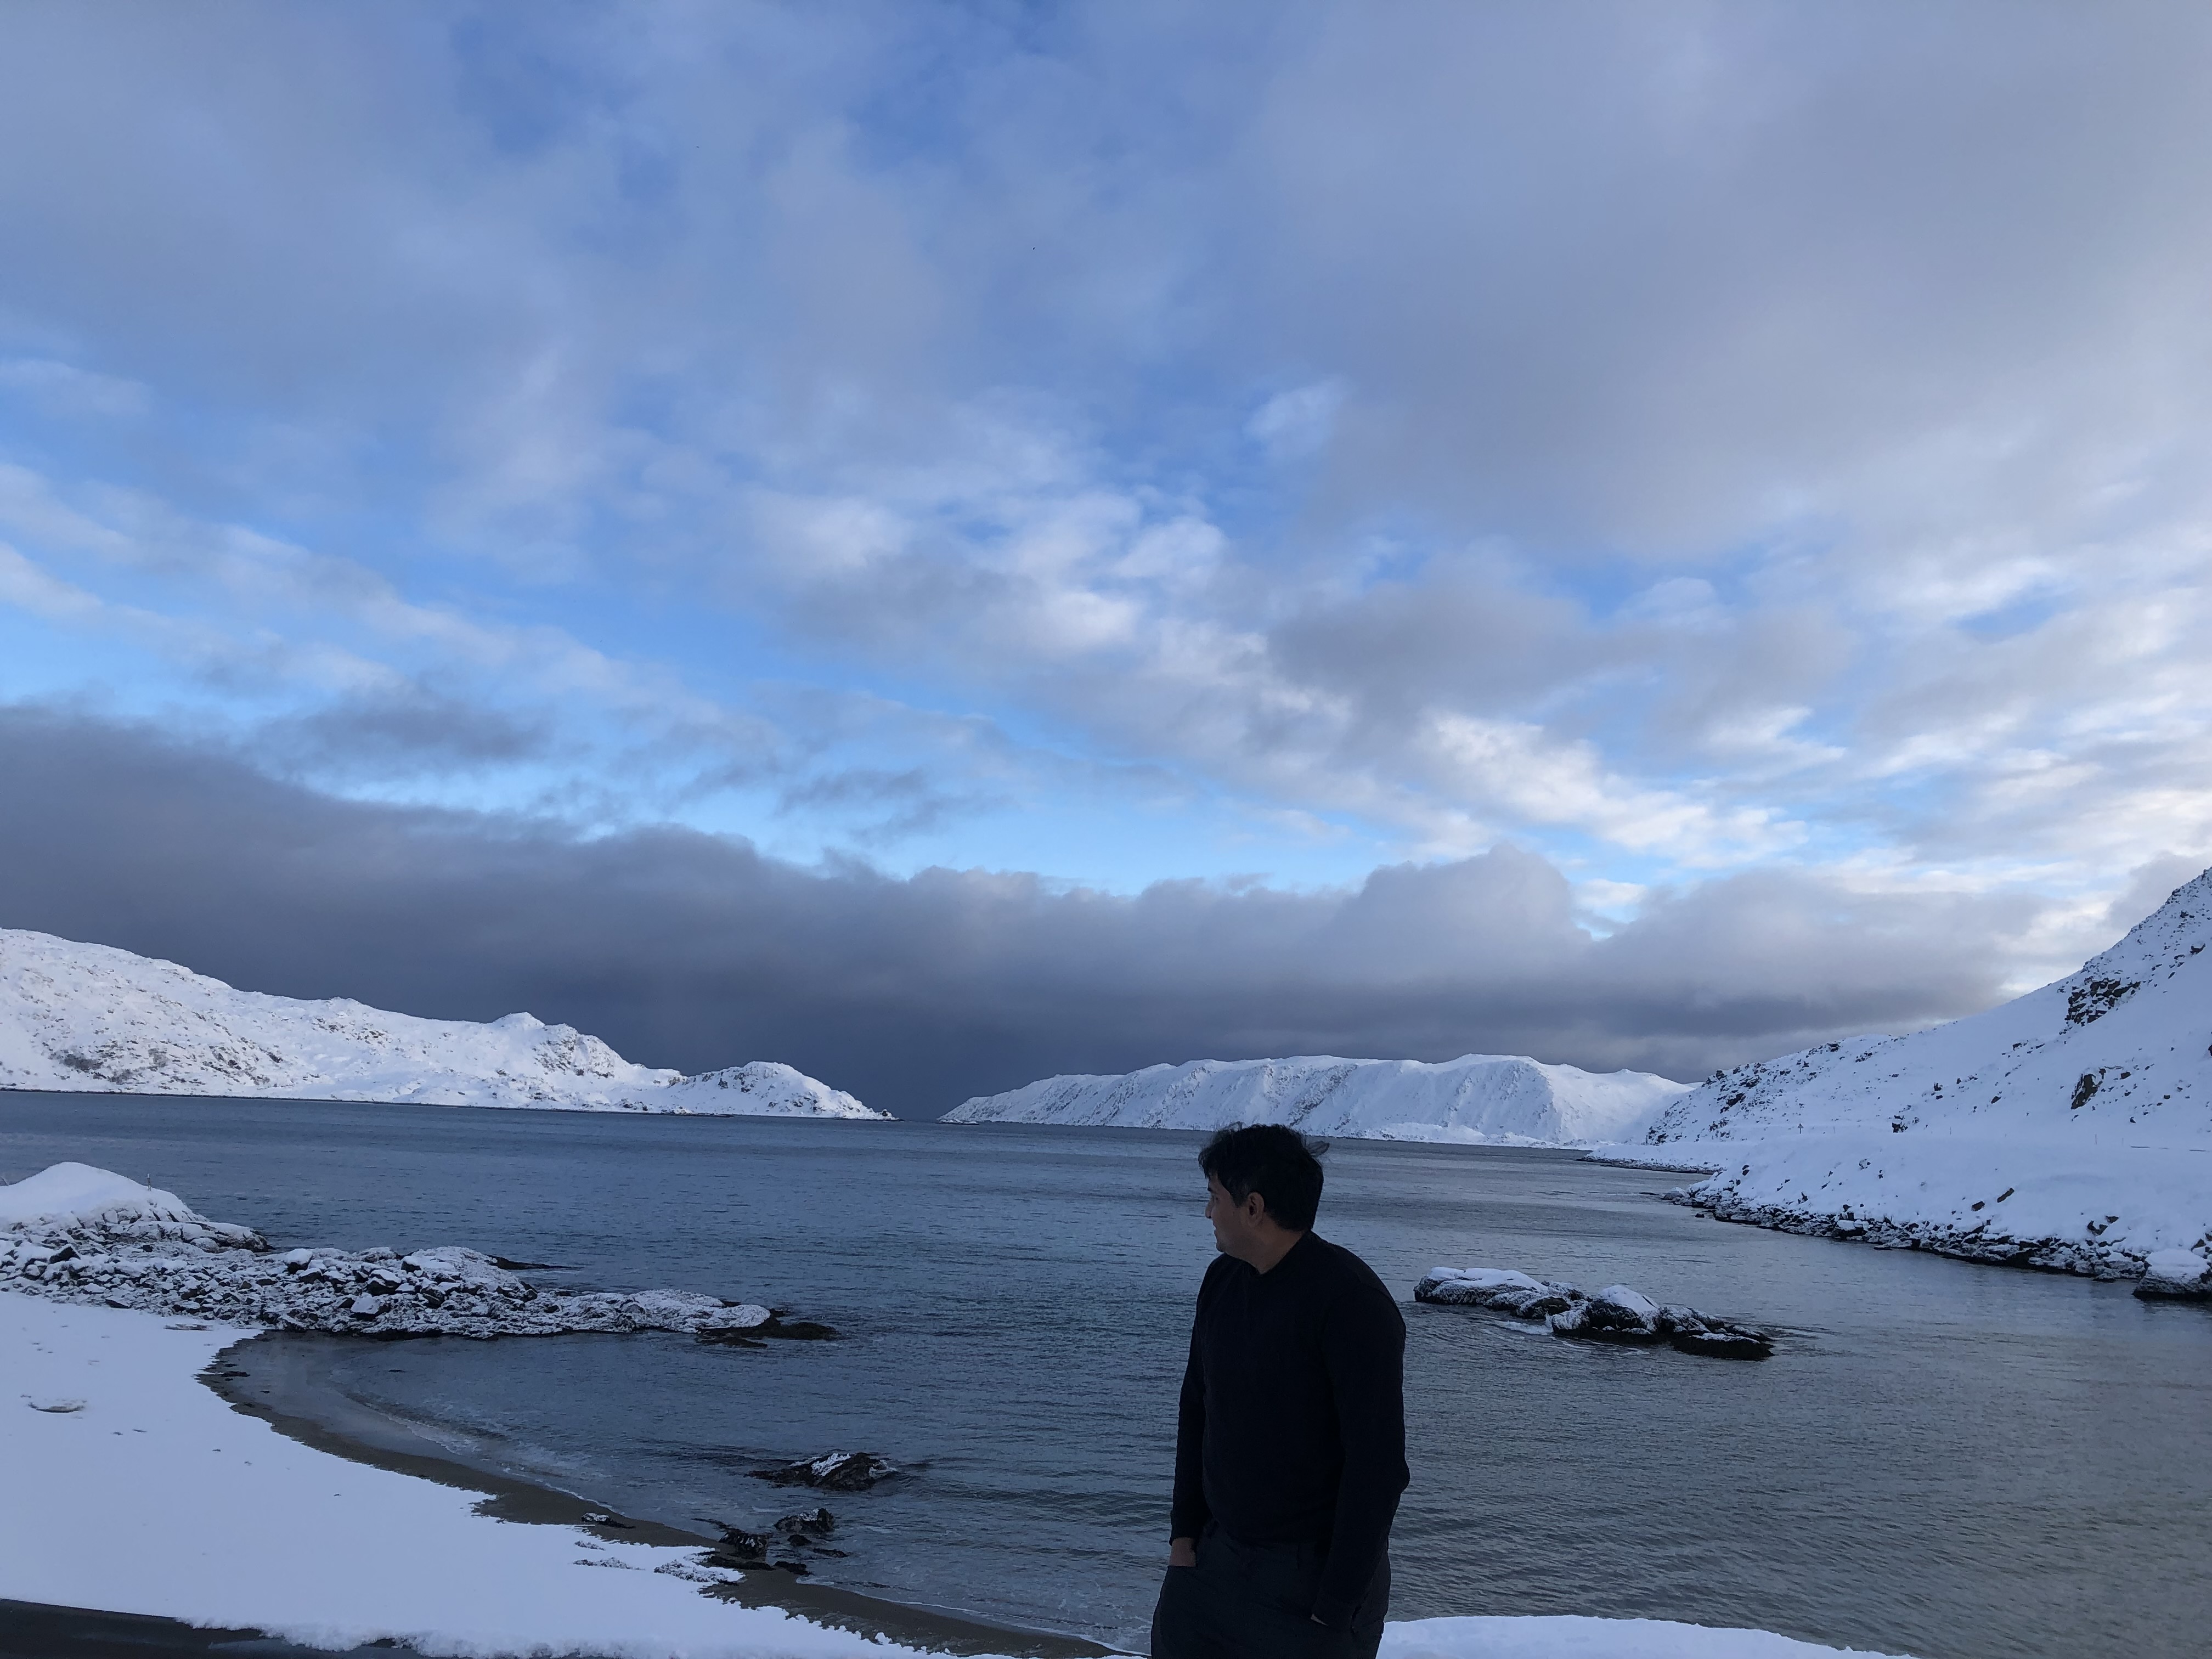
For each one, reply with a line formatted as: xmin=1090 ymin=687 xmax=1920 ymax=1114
xmin=698 ymin=1508 xmax=843 ymax=1576
xmin=697 ymin=1311 xmax=841 ymax=1346
xmin=1491 ymin=1284 xmax=1580 ymax=1319
xmin=1413 ymin=1268 xmax=1582 ymax=1319
xmin=1651 ymin=1302 xmax=1774 ymax=1358
xmin=1574 ymin=1284 xmax=1664 ymax=1344
xmin=1417 ymin=1265 xmax=1774 ymax=1359
xmin=702 ymin=1521 xmax=773 ymax=1565
xmin=773 ymin=1506 xmax=836 ymax=1541
xmin=763 ymin=1317 xmax=840 ymax=1341
xmin=1670 ymin=1326 xmax=1775 ymax=1360
xmin=693 ymin=1328 xmax=768 ymax=1348
xmin=752 ymin=1450 xmax=899 ymax=1491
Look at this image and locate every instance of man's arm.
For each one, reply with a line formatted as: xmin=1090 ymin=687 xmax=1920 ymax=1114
xmin=1310 ymin=1280 xmax=1408 ymax=1628
xmin=1167 ymin=1291 xmax=1211 ymax=1551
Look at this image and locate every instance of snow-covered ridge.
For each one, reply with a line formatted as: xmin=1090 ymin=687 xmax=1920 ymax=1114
xmin=945 ymin=1052 xmax=1689 ymax=1148
xmin=0 ymin=927 xmax=886 ymax=1117
xmin=1602 ymin=868 xmax=2212 ymax=1281
xmin=0 ymin=1161 xmax=817 ymax=1340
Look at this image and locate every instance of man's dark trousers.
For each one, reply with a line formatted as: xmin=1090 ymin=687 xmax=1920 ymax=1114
xmin=1150 ymin=1523 xmax=1389 ymax=1659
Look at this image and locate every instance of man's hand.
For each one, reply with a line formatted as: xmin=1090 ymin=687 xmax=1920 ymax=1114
xmin=1167 ymin=1536 xmax=1197 ymax=1568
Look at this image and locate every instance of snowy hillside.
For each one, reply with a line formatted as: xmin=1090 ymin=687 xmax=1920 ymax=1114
xmin=945 ymin=1053 xmax=1689 ymax=1147
xmin=1612 ymin=868 xmax=2212 ymax=1277
xmin=0 ymin=928 xmax=885 ymax=1118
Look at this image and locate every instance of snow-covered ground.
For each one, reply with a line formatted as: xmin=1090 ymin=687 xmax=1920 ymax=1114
xmin=945 ymin=1053 xmax=1689 ymax=1148
xmin=0 ymin=927 xmax=885 ymax=1116
xmin=2 ymin=1175 xmax=1914 ymax=1659
xmin=1596 ymin=868 xmax=2212 ymax=1282
xmin=3 ymin=1291 xmax=940 ymax=1659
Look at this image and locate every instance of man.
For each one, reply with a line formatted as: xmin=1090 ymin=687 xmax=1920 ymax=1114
xmin=1150 ymin=1124 xmax=1408 ymax=1659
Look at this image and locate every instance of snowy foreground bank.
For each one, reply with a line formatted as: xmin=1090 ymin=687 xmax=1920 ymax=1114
xmin=1594 ymin=869 xmax=2212 ymax=1286
xmin=0 ymin=926 xmax=885 ymax=1116
xmin=947 ymin=1053 xmax=1688 ymax=1147
xmin=2 ymin=1173 xmax=1915 ymax=1658
xmin=1 ymin=1294 xmax=1915 ymax=1659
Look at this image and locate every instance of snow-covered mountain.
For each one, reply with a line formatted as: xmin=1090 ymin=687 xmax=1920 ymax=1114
xmin=1612 ymin=868 xmax=2211 ymax=1277
xmin=0 ymin=928 xmax=887 ymax=1118
xmin=944 ymin=1052 xmax=1690 ymax=1147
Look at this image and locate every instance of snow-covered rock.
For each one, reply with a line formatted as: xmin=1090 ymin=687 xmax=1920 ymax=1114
xmin=2136 ymin=1249 xmax=2211 ymax=1300
xmin=1413 ymin=1265 xmax=1773 ymax=1358
xmin=0 ymin=927 xmax=885 ymax=1117
xmin=0 ymin=1160 xmax=208 ymax=1232
xmin=1600 ymin=869 xmax=2212 ymax=1279
xmin=0 ymin=1162 xmax=822 ymax=1341
xmin=752 ymin=1451 xmax=901 ymax=1491
xmin=945 ymin=1053 xmax=1689 ymax=1147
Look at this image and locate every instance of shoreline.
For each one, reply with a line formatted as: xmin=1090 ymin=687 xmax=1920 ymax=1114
xmin=199 ymin=1329 xmax=1115 ymax=1659
xmin=1590 ymin=1136 xmax=2210 ymax=1283
xmin=0 ymin=1597 xmax=427 ymax=1658
xmin=0 ymin=1081 xmax=903 ymax=1121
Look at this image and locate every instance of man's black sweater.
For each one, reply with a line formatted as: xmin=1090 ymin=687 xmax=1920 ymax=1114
xmin=1170 ymin=1231 xmax=1409 ymax=1629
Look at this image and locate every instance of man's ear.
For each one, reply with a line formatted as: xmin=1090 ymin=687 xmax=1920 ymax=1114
xmin=1241 ymin=1190 xmax=1268 ymax=1224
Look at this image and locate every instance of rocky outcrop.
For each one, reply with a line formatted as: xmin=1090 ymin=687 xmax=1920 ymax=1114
xmin=751 ymin=1451 xmax=900 ymax=1491
xmin=1 ymin=1162 xmax=833 ymax=1342
xmin=2135 ymin=1249 xmax=2212 ymax=1300
xmin=698 ymin=1509 xmax=846 ymax=1577
xmin=1414 ymin=1266 xmax=1775 ymax=1359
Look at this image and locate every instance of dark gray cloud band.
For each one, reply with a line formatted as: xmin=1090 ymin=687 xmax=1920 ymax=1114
xmin=0 ymin=704 xmax=2060 ymax=1116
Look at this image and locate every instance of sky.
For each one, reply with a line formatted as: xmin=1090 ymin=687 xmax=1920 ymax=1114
xmin=2 ymin=2 xmax=2208 ymax=1115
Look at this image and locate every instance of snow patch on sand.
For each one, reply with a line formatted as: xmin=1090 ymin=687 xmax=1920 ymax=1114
xmin=946 ymin=1053 xmax=1688 ymax=1148
xmin=1 ymin=1291 xmax=932 ymax=1657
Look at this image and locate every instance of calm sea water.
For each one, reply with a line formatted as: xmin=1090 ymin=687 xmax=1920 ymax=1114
xmin=4 ymin=1093 xmax=2208 ymax=1657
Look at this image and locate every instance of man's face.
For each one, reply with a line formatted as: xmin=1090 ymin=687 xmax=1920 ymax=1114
xmin=1205 ymin=1173 xmax=1265 ymax=1258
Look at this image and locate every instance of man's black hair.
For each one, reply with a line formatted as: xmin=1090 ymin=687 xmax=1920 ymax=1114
xmin=1199 ymin=1124 xmax=1327 ymax=1233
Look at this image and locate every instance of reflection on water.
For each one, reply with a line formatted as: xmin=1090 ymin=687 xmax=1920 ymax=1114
xmin=4 ymin=1094 xmax=2208 ymax=1656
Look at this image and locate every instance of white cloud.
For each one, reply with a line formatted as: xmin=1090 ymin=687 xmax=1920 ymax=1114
xmin=0 ymin=1 xmax=2204 ymax=950
xmin=0 ymin=357 xmax=148 ymax=418
xmin=1246 ymin=379 xmax=1344 ymax=462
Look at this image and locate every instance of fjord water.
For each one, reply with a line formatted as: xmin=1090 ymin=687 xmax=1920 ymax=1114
xmin=3 ymin=1096 xmax=2207 ymax=1658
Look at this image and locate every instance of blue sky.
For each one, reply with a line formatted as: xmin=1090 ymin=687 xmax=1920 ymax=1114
xmin=1 ymin=3 xmax=2209 ymax=1104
